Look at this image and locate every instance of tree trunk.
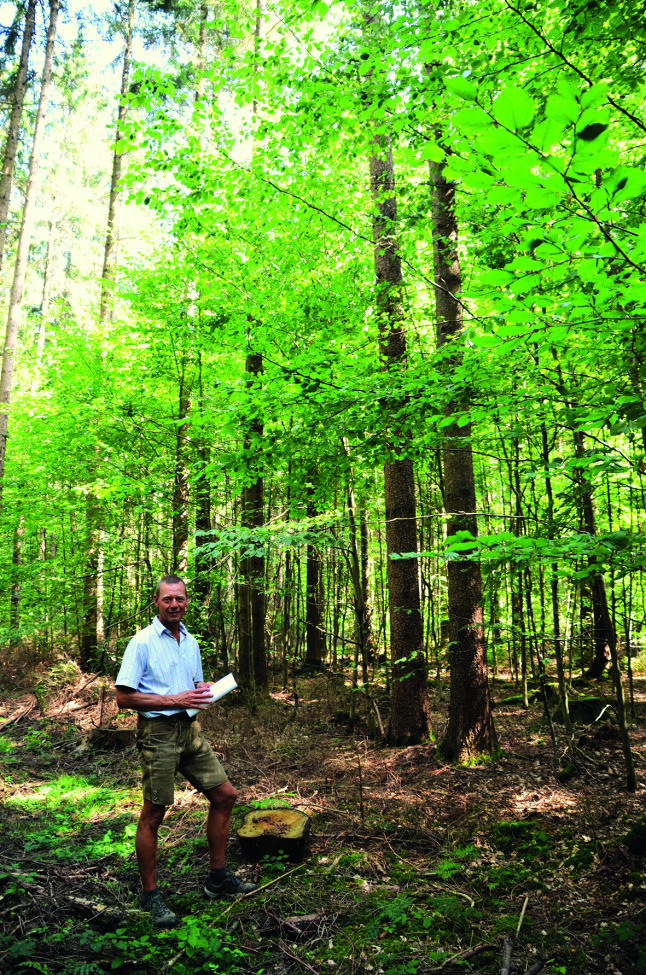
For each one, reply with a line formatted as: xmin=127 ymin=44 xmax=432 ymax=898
xmin=194 ymin=438 xmax=211 ymax=632
xmin=0 ymin=0 xmax=60 ymax=511
xmin=10 ymin=515 xmax=24 ymax=645
xmin=360 ymin=506 xmax=374 ymax=663
xmin=431 ymin=159 xmax=498 ymax=762
xmin=551 ymin=351 xmax=636 ymax=789
xmin=0 ymin=0 xmax=36 ymax=273
xmin=368 ymin=135 xmax=431 ymax=745
xmin=31 ymin=215 xmax=57 ymax=394
xmin=541 ymin=421 xmax=572 ymax=732
xmin=99 ymin=0 xmax=137 ymax=322
xmin=172 ymin=366 xmax=190 ymax=573
xmin=82 ymin=0 xmax=137 ymax=663
xmin=238 ymin=351 xmax=267 ymax=691
xmin=305 ymin=473 xmax=323 ymax=666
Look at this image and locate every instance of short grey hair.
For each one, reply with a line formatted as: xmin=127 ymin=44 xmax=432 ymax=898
xmin=155 ymin=575 xmax=188 ymax=598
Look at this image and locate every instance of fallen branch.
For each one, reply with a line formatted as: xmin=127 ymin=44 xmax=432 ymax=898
xmin=256 ymin=912 xmax=325 ymax=938
xmin=426 ymin=943 xmax=493 ymax=973
xmin=277 ymin=942 xmax=320 ymax=975
xmin=525 ymin=956 xmax=555 ymax=975
xmin=501 ymin=934 xmax=513 ymax=975
xmin=421 ymin=880 xmax=475 ymax=908
xmin=3 ymin=872 xmax=130 ymax=923
xmin=0 ymin=698 xmax=36 ymax=730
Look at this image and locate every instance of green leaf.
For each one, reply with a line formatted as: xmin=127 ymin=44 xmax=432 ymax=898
xmin=524 ymin=187 xmax=561 ymax=209
xmin=419 ymin=141 xmax=445 ymax=163
xmin=445 ymin=76 xmax=477 ymax=101
xmin=487 ymin=185 xmax=521 ymax=206
xmin=453 ymin=107 xmax=491 ymax=131
xmin=493 ymin=86 xmax=535 ymax=130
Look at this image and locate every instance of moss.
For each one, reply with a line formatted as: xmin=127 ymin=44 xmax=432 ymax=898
xmin=553 ymin=696 xmax=610 ymax=725
xmin=555 ymin=761 xmax=577 ymax=783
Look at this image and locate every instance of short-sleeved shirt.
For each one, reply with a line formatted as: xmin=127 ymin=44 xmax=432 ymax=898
xmin=115 ymin=616 xmax=203 ymax=718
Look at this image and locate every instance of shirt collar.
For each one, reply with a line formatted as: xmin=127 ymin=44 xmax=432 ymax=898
xmin=153 ymin=615 xmax=187 ymax=638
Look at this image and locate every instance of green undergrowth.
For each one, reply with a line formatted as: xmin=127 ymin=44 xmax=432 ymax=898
xmin=1 ymin=702 xmax=644 ymax=975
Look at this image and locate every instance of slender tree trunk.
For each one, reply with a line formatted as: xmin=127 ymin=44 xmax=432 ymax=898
xmin=99 ymin=0 xmax=137 ymax=321
xmin=360 ymin=507 xmax=374 ymax=661
xmin=10 ymin=515 xmax=24 ymax=645
xmin=431 ymin=158 xmax=497 ymax=762
xmin=541 ymin=421 xmax=572 ymax=731
xmin=238 ymin=351 xmax=267 ymax=691
xmin=31 ymin=215 xmax=57 ymax=395
xmin=305 ymin=471 xmax=323 ymax=666
xmin=194 ymin=438 xmax=211 ymax=626
xmin=551 ymin=351 xmax=635 ymax=789
xmin=0 ymin=0 xmax=60 ymax=511
xmin=81 ymin=0 xmax=136 ymax=667
xmin=368 ymin=134 xmax=431 ymax=745
xmin=0 ymin=0 xmax=37 ymax=273
xmin=172 ymin=367 xmax=190 ymax=572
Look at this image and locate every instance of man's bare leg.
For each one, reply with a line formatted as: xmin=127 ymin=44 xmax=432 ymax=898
xmin=203 ymin=781 xmax=237 ymax=870
xmin=135 ymin=798 xmax=166 ymax=891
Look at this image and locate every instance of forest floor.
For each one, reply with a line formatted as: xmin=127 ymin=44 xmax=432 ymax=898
xmin=1 ymin=665 xmax=646 ymax=975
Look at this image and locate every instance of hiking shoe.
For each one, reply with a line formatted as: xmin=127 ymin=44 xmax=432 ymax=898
xmin=141 ymin=892 xmax=178 ymax=927
xmin=204 ymin=870 xmax=258 ymax=899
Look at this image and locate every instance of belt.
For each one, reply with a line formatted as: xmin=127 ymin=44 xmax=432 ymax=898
xmin=138 ymin=711 xmax=197 ymax=725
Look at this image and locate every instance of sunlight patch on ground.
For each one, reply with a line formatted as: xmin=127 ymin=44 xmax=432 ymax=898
xmin=5 ymin=774 xmax=136 ymax=818
xmin=509 ymin=787 xmax=578 ymax=814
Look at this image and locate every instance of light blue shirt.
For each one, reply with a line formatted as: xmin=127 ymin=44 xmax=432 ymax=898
xmin=115 ymin=616 xmax=203 ymax=718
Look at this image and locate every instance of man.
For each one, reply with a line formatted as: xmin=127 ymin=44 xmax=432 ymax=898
xmin=115 ymin=574 xmax=256 ymax=927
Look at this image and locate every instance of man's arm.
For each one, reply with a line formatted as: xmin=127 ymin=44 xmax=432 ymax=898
xmin=115 ymin=685 xmax=213 ymax=712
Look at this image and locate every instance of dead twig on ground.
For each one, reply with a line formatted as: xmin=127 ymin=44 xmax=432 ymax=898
xmin=277 ymin=942 xmax=321 ymax=975
xmin=0 ymin=698 xmax=36 ymax=730
xmin=256 ymin=912 xmax=326 ymax=938
xmin=525 ymin=956 xmax=555 ymax=975
xmin=426 ymin=943 xmax=493 ymax=973
xmin=501 ymin=934 xmax=513 ymax=975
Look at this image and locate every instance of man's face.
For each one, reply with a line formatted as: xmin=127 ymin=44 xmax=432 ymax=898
xmin=153 ymin=581 xmax=188 ymax=629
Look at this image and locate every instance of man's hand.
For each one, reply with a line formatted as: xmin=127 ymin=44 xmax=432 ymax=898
xmin=116 ymin=686 xmax=213 ymax=712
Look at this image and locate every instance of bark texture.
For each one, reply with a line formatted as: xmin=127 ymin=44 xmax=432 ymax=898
xmin=305 ymin=476 xmax=323 ymax=665
xmin=238 ymin=352 xmax=267 ymax=691
xmin=369 ymin=138 xmax=431 ymax=745
xmin=431 ymin=161 xmax=498 ymax=762
xmin=0 ymin=0 xmax=36 ymax=273
xmin=0 ymin=0 xmax=60 ymax=511
xmin=99 ymin=0 xmax=136 ymax=322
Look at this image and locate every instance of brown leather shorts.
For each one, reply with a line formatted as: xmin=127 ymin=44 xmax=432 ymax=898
xmin=135 ymin=715 xmax=227 ymax=806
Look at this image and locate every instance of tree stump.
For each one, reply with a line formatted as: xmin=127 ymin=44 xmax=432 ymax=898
xmin=237 ymin=808 xmax=310 ymax=863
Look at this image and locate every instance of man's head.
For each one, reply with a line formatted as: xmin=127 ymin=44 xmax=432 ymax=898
xmin=153 ymin=575 xmax=188 ymax=631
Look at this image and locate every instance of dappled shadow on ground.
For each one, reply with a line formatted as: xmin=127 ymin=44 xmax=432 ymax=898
xmin=1 ymin=672 xmax=646 ymax=973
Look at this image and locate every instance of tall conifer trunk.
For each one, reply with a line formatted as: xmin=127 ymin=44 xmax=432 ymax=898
xmin=0 ymin=0 xmax=36 ymax=273
xmin=431 ymin=159 xmax=498 ymax=762
xmin=0 ymin=0 xmax=60 ymax=511
xmin=368 ymin=137 xmax=431 ymax=745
